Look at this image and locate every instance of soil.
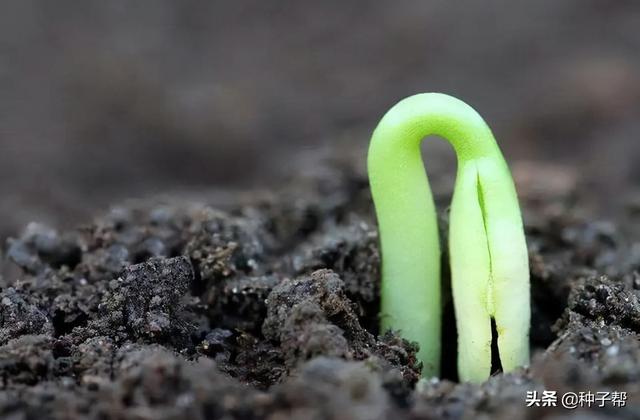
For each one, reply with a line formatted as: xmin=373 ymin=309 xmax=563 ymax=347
xmin=2 ymin=2 xmax=640 ymax=419
xmin=1 ymin=160 xmax=639 ymax=419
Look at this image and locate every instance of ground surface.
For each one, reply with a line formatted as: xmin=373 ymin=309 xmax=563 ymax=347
xmin=1 ymin=161 xmax=640 ymax=419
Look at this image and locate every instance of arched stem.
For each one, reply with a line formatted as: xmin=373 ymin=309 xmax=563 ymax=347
xmin=368 ymin=93 xmax=529 ymax=381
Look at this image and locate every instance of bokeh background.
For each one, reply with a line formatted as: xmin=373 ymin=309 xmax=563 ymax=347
xmin=2 ymin=0 xmax=640 ymax=239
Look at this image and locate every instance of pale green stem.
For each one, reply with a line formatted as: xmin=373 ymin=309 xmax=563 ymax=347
xmin=368 ymin=93 xmax=530 ymax=381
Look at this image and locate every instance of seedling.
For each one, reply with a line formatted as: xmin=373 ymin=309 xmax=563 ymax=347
xmin=368 ymin=93 xmax=529 ymax=382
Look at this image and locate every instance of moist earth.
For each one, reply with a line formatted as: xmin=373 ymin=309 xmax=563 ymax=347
xmin=1 ymin=164 xmax=640 ymax=419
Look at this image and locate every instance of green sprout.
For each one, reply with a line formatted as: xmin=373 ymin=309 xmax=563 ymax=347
xmin=368 ymin=93 xmax=530 ymax=382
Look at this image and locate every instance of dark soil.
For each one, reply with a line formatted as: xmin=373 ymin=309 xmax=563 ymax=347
xmin=1 ymin=162 xmax=639 ymax=419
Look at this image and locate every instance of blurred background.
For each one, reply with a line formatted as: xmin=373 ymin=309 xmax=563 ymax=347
xmin=1 ymin=0 xmax=640 ymax=238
